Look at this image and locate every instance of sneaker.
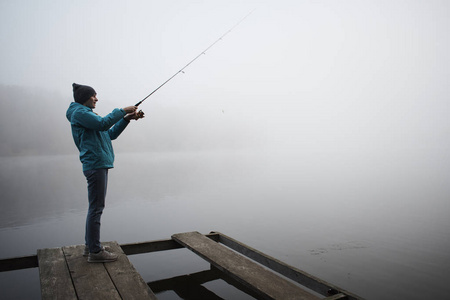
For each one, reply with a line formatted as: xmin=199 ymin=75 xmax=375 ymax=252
xmin=88 ymin=249 xmax=118 ymax=263
xmin=83 ymin=245 xmax=110 ymax=257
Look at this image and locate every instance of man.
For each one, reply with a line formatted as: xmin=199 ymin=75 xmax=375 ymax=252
xmin=66 ymin=83 xmax=141 ymax=263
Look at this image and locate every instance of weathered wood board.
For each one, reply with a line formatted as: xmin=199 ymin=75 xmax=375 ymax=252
xmin=37 ymin=247 xmax=77 ymax=300
xmin=38 ymin=241 xmax=156 ymax=300
xmin=62 ymin=244 xmax=121 ymax=300
xmin=172 ymin=231 xmax=321 ymax=300
xmin=103 ymin=241 xmax=157 ymax=300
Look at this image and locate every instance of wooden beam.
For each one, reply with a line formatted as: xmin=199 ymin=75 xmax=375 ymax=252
xmin=214 ymin=231 xmax=363 ymax=300
xmin=0 ymin=255 xmax=38 ymax=272
xmin=120 ymin=238 xmax=183 ymax=255
xmin=120 ymin=233 xmax=219 ymax=256
xmin=173 ymin=231 xmax=321 ymax=300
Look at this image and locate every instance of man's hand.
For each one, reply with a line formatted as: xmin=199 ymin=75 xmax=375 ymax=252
xmin=123 ymin=106 xmax=137 ymax=113
xmin=124 ymin=110 xmax=145 ymax=121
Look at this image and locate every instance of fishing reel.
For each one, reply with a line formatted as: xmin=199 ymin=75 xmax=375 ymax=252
xmin=135 ymin=110 xmax=145 ymax=120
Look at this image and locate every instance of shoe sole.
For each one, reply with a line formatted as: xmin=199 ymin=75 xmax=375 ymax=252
xmin=84 ymin=246 xmax=110 ymax=257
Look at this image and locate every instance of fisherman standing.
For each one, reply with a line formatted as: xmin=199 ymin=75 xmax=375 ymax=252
xmin=66 ymin=83 xmax=141 ymax=263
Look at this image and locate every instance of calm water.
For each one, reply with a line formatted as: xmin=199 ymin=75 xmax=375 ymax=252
xmin=1 ymin=150 xmax=449 ymax=299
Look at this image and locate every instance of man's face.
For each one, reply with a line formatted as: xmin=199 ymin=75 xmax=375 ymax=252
xmin=84 ymin=94 xmax=98 ymax=109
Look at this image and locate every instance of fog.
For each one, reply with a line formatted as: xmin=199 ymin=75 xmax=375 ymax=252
xmin=1 ymin=1 xmax=450 ymax=299
xmin=2 ymin=0 xmax=449 ymax=203
xmin=1 ymin=0 xmax=449 ymax=155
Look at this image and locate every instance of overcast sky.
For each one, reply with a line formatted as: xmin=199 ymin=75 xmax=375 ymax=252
xmin=1 ymin=0 xmax=449 ymax=155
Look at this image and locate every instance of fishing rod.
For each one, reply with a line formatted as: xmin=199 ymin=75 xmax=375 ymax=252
xmin=135 ymin=9 xmax=255 ymax=110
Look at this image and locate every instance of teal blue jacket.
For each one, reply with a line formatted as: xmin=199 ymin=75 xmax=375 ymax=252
xmin=66 ymin=102 xmax=129 ymax=171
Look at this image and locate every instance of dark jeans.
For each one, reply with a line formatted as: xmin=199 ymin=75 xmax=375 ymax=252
xmin=83 ymin=168 xmax=108 ymax=254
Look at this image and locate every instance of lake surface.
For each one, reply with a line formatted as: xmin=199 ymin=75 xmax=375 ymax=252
xmin=1 ymin=150 xmax=449 ymax=299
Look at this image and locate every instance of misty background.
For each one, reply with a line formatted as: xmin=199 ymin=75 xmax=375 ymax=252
xmin=1 ymin=0 xmax=449 ymax=157
xmin=1 ymin=0 xmax=450 ymax=299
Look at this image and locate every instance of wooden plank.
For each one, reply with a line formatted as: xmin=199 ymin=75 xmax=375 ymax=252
xmin=215 ymin=231 xmax=364 ymax=300
xmin=102 ymin=241 xmax=157 ymax=300
xmin=120 ymin=238 xmax=184 ymax=255
xmin=37 ymin=247 xmax=77 ymax=300
xmin=211 ymin=265 xmax=268 ymax=299
xmin=62 ymin=244 xmax=121 ymax=300
xmin=172 ymin=231 xmax=321 ymax=300
xmin=0 ymin=255 xmax=38 ymax=272
xmin=120 ymin=233 xmax=219 ymax=256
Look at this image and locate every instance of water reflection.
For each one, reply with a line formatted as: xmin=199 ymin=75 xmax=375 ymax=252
xmin=149 ymin=268 xmax=256 ymax=300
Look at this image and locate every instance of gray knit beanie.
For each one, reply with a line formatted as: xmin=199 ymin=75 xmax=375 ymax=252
xmin=72 ymin=83 xmax=96 ymax=104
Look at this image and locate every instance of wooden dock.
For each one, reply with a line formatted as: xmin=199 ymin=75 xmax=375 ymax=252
xmin=37 ymin=241 xmax=156 ymax=300
xmin=1 ymin=231 xmax=365 ymax=299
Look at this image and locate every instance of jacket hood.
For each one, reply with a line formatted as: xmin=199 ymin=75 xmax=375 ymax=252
xmin=66 ymin=102 xmax=86 ymax=122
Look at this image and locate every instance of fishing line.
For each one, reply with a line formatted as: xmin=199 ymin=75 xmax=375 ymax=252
xmin=135 ymin=9 xmax=255 ymax=107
